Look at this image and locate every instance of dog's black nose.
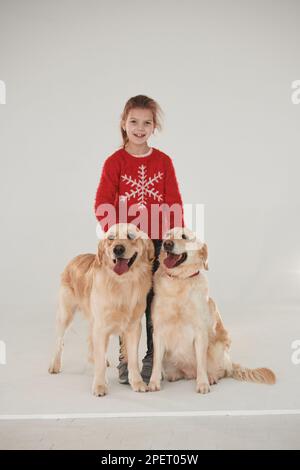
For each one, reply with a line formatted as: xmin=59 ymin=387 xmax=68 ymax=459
xmin=163 ymin=240 xmax=174 ymax=252
xmin=113 ymin=244 xmax=125 ymax=257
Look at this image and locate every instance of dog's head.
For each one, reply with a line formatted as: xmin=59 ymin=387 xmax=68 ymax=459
xmin=160 ymin=227 xmax=208 ymax=277
xmin=96 ymin=223 xmax=154 ymax=276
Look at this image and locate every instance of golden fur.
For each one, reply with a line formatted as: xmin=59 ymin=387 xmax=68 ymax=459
xmin=149 ymin=227 xmax=276 ymax=394
xmin=48 ymin=223 xmax=154 ymax=396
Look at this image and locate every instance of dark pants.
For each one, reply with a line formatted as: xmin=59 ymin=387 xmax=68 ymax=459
xmin=119 ymin=239 xmax=162 ymax=363
xmin=144 ymin=239 xmax=162 ymax=356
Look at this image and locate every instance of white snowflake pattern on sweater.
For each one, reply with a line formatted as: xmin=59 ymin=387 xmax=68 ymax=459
xmin=120 ymin=164 xmax=163 ymax=209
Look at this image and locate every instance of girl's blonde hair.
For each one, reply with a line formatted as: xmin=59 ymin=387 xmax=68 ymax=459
xmin=120 ymin=95 xmax=163 ymax=148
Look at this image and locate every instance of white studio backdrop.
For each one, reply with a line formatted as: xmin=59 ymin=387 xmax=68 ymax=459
xmin=0 ymin=0 xmax=300 ymax=386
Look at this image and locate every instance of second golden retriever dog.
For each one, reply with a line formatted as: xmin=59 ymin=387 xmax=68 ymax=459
xmin=149 ymin=227 xmax=276 ymax=394
xmin=48 ymin=223 xmax=154 ymax=396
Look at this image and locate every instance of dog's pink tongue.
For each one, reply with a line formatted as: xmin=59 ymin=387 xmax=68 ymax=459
xmin=114 ymin=259 xmax=129 ymax=275
xmin=164 ymin=253 xmax=181 ymax=269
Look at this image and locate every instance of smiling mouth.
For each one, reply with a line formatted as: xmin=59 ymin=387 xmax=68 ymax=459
xmin=113 ymin=252 xmax=138 ymax=275
xmin=163 ymin=252 xmax=187 ymax=269
xmin=134 ymin=134 xmax=146 ymax=138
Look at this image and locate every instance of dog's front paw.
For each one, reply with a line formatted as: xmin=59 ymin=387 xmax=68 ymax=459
xmin=48 ymin=359 xmax=61 ymax=374
xmin=131 ymin=380 xmax=148 ymax=393
xmin=196 ymin=382 xmax=210 ymax=394
xmin=165 ymin=372 xmax=182 ymax=382
xmin=92 ymin=382 xmax=108 ymax=397
xmin=148 ymin=380 xmax=161 ymax=392
xmin=208 ymin=373 xmax=219 ymax=385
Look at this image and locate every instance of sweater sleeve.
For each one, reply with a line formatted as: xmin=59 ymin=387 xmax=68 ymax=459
xmin=94 ymin=155 xmax=120 ymax=232
xmin=164 ymin=156 xmax=185 ymax=230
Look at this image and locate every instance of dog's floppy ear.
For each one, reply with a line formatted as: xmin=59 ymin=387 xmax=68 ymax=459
xmin=146 ymin=239 xmax=155 ymax=262
xmin=96 ymin=239 xmax=105 ymax=266
xmin=138 ymin=229 xmax=155 ymax=263
xmin=199 ymin=243 xmax=209 ymax=270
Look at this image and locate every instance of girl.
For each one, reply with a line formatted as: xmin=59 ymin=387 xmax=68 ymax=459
xmin=94 ymin=94 xmax=184 ymax=384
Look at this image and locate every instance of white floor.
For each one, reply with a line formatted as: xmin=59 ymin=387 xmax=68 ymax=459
xmin=0 ymin=303 xmax=300 ymax=449
xmin=1 ymin=415 xmax=300 ymax=450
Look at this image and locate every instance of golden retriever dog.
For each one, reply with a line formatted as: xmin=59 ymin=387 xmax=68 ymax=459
xmin=48 ymin=223 xmax=154 ymax=396
xmin=149 ymin=227 xmax=276 ymax=394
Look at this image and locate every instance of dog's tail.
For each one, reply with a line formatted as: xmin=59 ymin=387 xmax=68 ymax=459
xmin=229 ymin=363 xmax=276 ymax=385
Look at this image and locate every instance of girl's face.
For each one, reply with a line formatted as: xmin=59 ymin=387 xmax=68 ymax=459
xmin=123 ymin=108 xmax=155 ymax=145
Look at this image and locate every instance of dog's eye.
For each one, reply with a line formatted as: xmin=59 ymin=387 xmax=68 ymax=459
xmin=182 ymin=233 xmax=188 ymax=240
xmin=108 ymin=234 xmax=115 ymax=240
xmin=127 ymin=232 xmax=135 ymax=240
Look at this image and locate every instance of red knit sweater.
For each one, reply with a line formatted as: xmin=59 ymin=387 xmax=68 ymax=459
xmin=94 ymin=147 xmax=184 ymax=239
